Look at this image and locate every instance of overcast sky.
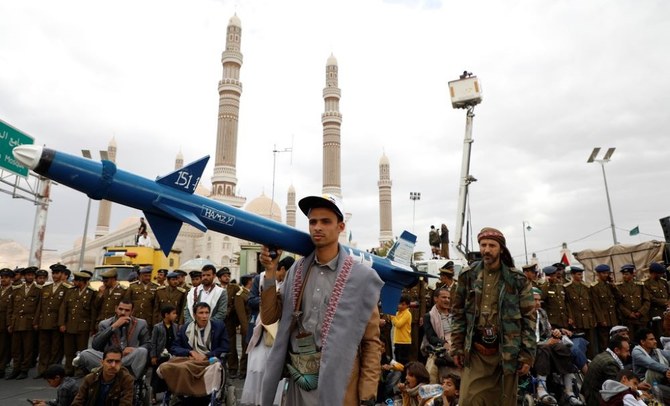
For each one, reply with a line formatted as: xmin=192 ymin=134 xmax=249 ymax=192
xmin=1 ymin=0 xmax=669 ymax=267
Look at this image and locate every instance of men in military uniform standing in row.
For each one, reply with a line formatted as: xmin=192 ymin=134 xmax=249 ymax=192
xmin=645 ymin=262 xmax=670 ymax=340
xmin=0 ymin=269 xmax=14 ymax=378
xmin=124 ymin=266 xmax=158 ymax=330
xmin=563 ymin=266 xmax=597 ymax=358
xmin=95 ymin=268 xmax=127 ymax=323
xmin=12 ymin=269 xmax=23 ymax=286
xmin=153 ymin=271 xmax=186 ymax=325
xmin=155 ymin=268 xmax=168 ymax=287
xmin=617 ymin=264 xmax=650 ymax=333
xmin=522 ymin=263 xmax=542 ymax=289
xmin=175 ymin=269 xmax=190 ymax=290
xmin=59 ymin=271 xmax=97 ymax=377
xmin=540 ymin=265 xmax=570 ymax=329
xmin=590 ymin=264 xmax=620 ymax=353
xmin=7 ymin=267 xmax=41 ymax=379
xmin=34 ymin=264 xmax=70 ymax=378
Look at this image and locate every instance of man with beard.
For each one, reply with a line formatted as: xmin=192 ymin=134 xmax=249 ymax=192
xmin=591 ymin=264 xmax=621 ymax=353
xmin=155 ymin=268 xmax=168 ymax=287
xmin=581 ymin=335 xmax=631 ymax=406
xmin=451 ymin=227 xmax=535 ymax=406
xmin=423 ymin=287 xmax=453 ymax=383
xmin=183 ymin=265 xmax=227 ymax=324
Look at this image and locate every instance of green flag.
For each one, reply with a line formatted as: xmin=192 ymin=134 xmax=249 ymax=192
xmin=629 ymin=226 xmax=639 ymax=236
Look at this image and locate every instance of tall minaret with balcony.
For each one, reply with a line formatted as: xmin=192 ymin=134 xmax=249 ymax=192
xmin=211 ymin=14 xmax=245 ymax=208
xmin=378 ymin=152 xmax=393 ymax=245
xmin=321 ymin=54 xmax=342 ymax=198
xmin=286 ymin=185 xmax=296 ymax=227
xmin=94 ymin=137 xmax=116 ymax=238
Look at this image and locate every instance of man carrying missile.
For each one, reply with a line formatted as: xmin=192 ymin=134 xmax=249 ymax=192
xmin=259 ymin=194 xmax=383 ymax=406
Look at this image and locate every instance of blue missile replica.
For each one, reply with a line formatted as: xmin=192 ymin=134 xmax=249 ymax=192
xmin=13 ymin=145 xmax=427 ymax=313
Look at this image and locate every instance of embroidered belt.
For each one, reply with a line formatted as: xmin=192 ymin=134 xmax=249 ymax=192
xmin=473 ymin=342 xmax=499 ymax=356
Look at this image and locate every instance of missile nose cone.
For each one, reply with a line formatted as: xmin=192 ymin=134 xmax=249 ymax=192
xmin=12 ymin=145 xmax=43 ymax=170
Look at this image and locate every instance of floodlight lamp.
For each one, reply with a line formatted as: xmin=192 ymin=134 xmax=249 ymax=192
xmin=603 ymin=147 xmax=615 ymax=161
xmin=587 ymin=147 xmax=600 ymax=163
xmin=81 ymin=150 xmax=92 ymax=159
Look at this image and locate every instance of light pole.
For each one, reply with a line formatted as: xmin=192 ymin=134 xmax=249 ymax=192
xmin=522 ymin=221 xmax=532 ymax=265
xmin=409 ymin=192 xmax=421 ymax=233
xmin=270 ymin=143 xmax=292 ymax=220
xmin=587 ymin=147 xmax=618 ymax=245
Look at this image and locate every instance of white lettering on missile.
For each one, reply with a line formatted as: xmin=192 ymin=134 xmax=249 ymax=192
xmin=201 ymin=206 xmax=236 ymax=226
xmin=174 ymin=171 xmax=200 ymax=192
xmin=346 ymin=247 xmax=374 ymax=268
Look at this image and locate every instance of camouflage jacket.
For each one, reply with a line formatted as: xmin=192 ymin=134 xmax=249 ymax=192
xmin=451 ymin=261 xmax=536 ymax=374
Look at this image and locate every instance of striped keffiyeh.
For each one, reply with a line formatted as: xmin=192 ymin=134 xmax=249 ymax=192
xmin=186 ymin=321 xmax=212 ymax=355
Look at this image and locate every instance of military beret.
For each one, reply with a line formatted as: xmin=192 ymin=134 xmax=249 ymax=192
xmin=49 ymin=263 xmax=66 ymax=272
xmin=157 ymin=269 xmax=168 ymax=275
xmin=594 ymin=264 xmax=611 ymax=273
xmin=189 ymin=270 xmax=202 ymax=278
xmin=532 ymin=287 xmax=543 ymax=296
xmin=543 ymin=266 xmax=558 ymax=275
xmin=649 ymin=262 xmax=666 ymax=274
xmin=553 ymin=262 xmax=566 ymax=270
xmin=522 ymin=264 xmax=538 ymax=273
xmin=35 ymin=269 xmax=48 ymax=277
xmin=0 ymin=268 xmax=15 ymax=278
xmin=167 ymin=271 xmax=179 ymax=279
xmin=22 ymin=266 xmax=38 ymax=275
xmin=216 ymin=267 xmax=231 ymax=277
xmin=139 ymin=266 xmax=153 ymax=274
xmin=569 ymin=266 xmax=584 ymax=273
xmin=620 ymin=264 xmax=635 ymax=273
xmin=72 ymin=271 xmax=91 ymax=280
xmin=100 ymin=268 xmax=118 ymax=278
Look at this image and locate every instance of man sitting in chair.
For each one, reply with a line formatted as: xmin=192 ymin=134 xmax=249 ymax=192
xmin=158 ymin=302 xmax=229 ymax=397
xmin=76 ymin=299 xmax=150 ymax=377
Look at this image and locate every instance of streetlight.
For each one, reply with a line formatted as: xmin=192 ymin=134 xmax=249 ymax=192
xmin=409 ymin=192 xmax=421 ymax=233
xmin=522 ymin=221 xmax=532 ymax=265
xmin=79 ymin=149 xmax=108 ymax=271
xmin=270 ymin=143 xmax=292 ymax=220
xmin=587 ymin=147 xmax=618 ymax=245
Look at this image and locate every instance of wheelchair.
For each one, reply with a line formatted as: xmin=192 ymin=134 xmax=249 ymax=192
xmin=517 ymin=371 xmax=585 ymax=406
xmin=159 ymin=355 xmax=236 ymax=406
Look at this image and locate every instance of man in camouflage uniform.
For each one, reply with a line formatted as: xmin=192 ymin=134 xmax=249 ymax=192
xmin=563 ymin=266 xmax=596 ymax=358
xmin=59 ymin=271 xmax=97 ymax=376
xmin=616 ymin=264 xmax=650 ymax=333
xmin=34 ymin=264 xmax=70 ymax=378
xmin=153 ymin=271 xmax=186 ymax=325
xmin=95 ymin=268 xmax=127 ymax=323
xmin=590 ymin=264 xmax=621 ymax=354
xmin=123 ymin=266 xmax=158 ymax=327
xmin=451 ymin=228 xmax=535 ymax=406
xmin=0 ymin=269 xmax=15 ymax=378
xmin=645 ymin=262 xmax=670 ymax=340
xmin=7 ymin=267 xmax=41 ymax=379
xmin=540 ymin=265 xmax=570 ymax=329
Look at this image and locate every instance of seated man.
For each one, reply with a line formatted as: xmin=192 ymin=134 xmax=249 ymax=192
xmin=31 ymin=364 xmax=81 ymax=406
xmin=581 ymin=335 xmax=631 ymax=406
xmin=631 ymin=327 xmax=670 ymax=402
xmin=158 ymin=302 xmax=229 ymax=397
xmin=72 ymin=346 xmax=134 ymax=406
xmin=532 ymin=287 xmax=583 ymax=405
xmin=76 ymin=299 xmax=150 ymax=377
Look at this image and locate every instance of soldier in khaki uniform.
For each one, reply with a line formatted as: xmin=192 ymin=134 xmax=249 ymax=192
xmin=563 ymin=266 xmax=596 ymax=358
xmin=7 ymin=267 xmax=41 ymax=379
xmin=435 ymin=261 xmax=456 ymax=291
xmin=59 ymin=271 xmax=97 ymax=376
xmin=34 ymin=265 xmax=70 ymax=378
xmin=153 ymin=271 xmax=186 ymax=325
xmin=155 ymin=268 xmax=168 ymax=287
xmin=217 ymin=267 xmax=241 ymax=376
xmin=95 ymin=268 xmax=127 ymax=323
xmin=402 ymin=275 xmax=429 ymax=362
xmin=0 ymin=269 xmax=15 ymax=378
xmin=123 ymin=266 xmax=158 ymax=327
xmin=645 ymin=262 xmax=670 ymax=339
xmin=175 ymin=269 xmax=190 ymax=291
xmin=616 ymin=264 xmax=650 ymax=333
xmin=590 ymin=264 xmax=621 ymax=353
xmin=522 ymin=264 xmax=543 ymax=289
xmin=540 ymin=265 xmax=570 ymax=329
xmin=235 ymin=274 xmax=253 ymax=379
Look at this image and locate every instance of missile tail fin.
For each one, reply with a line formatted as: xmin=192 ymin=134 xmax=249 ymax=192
xmin=144 ymin=212 xmax=184 ymax=257
xmin=380 ymin=284 xmax=403 ymax=314
xmin=385 ymin=231 xmax=416 ymax=266
xmin=156 ymin=156 xmax=209 ymax=194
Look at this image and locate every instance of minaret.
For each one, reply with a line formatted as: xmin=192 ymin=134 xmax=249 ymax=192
xmin=286 ymin=185 xmax=296 ymax=227
xmin=175 ymin=149 xmax=184 ymax=170
xmin=94 ymin=137 xmax=116 ymax=238
xmin=321 ymin=53 xmax=342 ymax=198
xmin=211 ymin=14 xmax=245 ymax=208
xmin=378 ymin=152 xmax=393 ymax=244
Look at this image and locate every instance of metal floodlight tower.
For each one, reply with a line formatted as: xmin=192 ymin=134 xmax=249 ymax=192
xmin=587 ymin=147 xmax=618 ymax=245
xmin=448 ymin=71 xmax=482 ymax=258
xmin=78 ymin=149 xmax=107 ymax=271
xmin=522 ymin=221 xmax=532 ymax=264
xmin=409 ymin=192 xmax=421 ymax=233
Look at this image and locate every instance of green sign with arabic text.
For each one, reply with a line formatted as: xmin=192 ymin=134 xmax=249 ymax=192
xmin=0 ymin=119 xmax=35 ymax=177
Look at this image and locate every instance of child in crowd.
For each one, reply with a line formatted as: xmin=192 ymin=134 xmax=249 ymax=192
xmin=440 ymin=373 xmax=460 ymax=406
xmin=397 ymin=361 xmax=430 ymax=406
xmin=31 ymin=364 xmax=80 ymax=406
xmin=378 ymin=341 xmax=404 ymax=402
xmin=391 ymin=295 xmax=413 ymax=369
xmin=600 ymin=368 xmax=650 ymax=406
xmin=150 ymin=304 xmax=179 ymax=404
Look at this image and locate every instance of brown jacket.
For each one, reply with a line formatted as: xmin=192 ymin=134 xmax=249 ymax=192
xmin=71 ymin=366 xmax=134 ymax=406
xmin=35 ymin=282 xmax=70 ymax=329
xmin=8 ymin=282 xmax=41 ymax=331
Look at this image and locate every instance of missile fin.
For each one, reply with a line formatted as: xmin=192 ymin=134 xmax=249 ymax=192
xmin=144 ymin=212 xmax=184 ymax=257
xmin=153 ymin=201 xmax=208 ymax=233
xmin=385 ymin=231 xmax=416 ymax=266
xmin=155 ymin=156 xmax=209 ymax=195
xmin=380 ymin=284 xmax=404 ymax=314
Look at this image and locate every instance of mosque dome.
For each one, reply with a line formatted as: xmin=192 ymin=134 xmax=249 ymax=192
xmin=245 ymin=193 xmax=282 ymax=222
xmin=327 ymin=53 xmax=338 ymax=66
xmin=229 ymin=14 xmax=241 ymax=27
